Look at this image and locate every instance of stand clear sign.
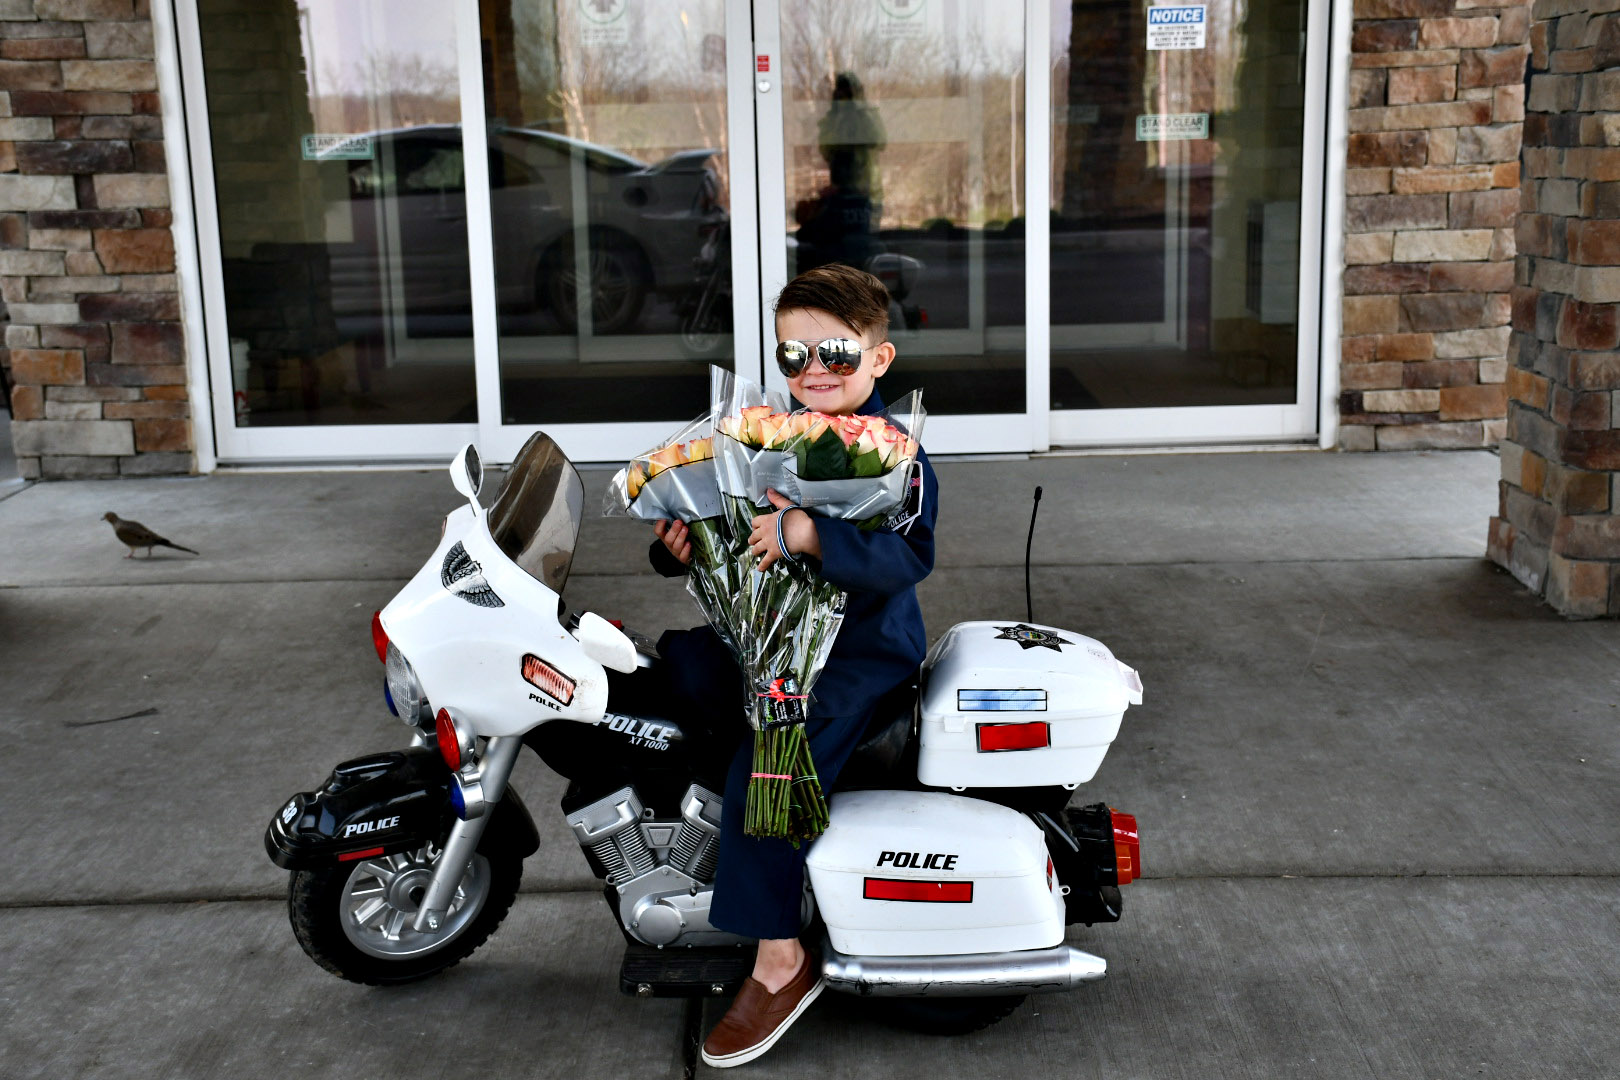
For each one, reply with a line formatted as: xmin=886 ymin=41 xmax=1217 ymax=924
xmin=1135 ymin=113 xmax=1210 ymax=141
xmin=300 ymin=134 xmax=372 ymax=160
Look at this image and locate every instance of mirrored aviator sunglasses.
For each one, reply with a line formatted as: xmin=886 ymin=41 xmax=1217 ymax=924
xmin=776 ymin=337 xmax=866 ymax=378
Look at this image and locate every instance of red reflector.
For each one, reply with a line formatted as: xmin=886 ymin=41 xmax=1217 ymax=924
xmin=436 ymin=708 xmax=461 ymax=771
xmin=338 ymin=847 xmax=384 ymax=862
xmin=864 ymin=877 xmax=974 ymax=903
xmin=1111 ymin=809 xmax=1140 ymax=884
xmin=370 ymin=611 xmax=388 ymax=663
xmin=521 ymin=653 xmax=576 ymax=705
xmin=1047 ymin=856 xmax=1054 ymax=890
xmin=976 ymin=721 xmax=1050 ymax=752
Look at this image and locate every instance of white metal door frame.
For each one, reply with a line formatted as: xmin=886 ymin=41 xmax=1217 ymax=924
xmin=1047 ymin=0 xmax=1331 ymax=448
xmin=172 ymin=0 xmax=1330 ymax=465
xmin=1025 ymin=0 xmax=1053 ymax=452
xmin=153 ymin=0 xmax=215 ymax=471
xmin=752 ymin=0 xmax=786 ymax=403
xmin=174 ymin=0 xmax=476 ymax=464
xmin=173 ymin=0 xmax=767 ymax=466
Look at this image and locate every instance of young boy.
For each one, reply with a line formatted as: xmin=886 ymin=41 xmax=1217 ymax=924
xmin=649 ymin=263 xmax=938 ymax=1068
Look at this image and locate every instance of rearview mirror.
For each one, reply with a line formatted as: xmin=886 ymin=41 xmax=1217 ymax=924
xmin=575 ymin=611 xmax=638 ymax=674
xmin=450 ymin=443 xmax=483 ymax=506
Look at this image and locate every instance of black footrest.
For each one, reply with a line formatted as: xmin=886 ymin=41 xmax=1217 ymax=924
xmin=619 ymin=943 xmax=753 ymax=998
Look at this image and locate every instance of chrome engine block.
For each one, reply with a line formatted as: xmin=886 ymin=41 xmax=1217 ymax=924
xmin=565 ymin=784 xmax=743 ymax=948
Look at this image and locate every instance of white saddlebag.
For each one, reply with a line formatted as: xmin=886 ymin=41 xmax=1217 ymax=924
xmin=806 ymin=790 xmax=1063 ymax=956
xmin=917 ymin=622 xmax=1142 ymax=790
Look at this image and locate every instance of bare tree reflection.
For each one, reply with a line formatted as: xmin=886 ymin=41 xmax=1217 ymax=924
xmin=782 ymin=0 xmax=1023 ymax=232
xmin=311 ymin=50 xmax=460 ymax=130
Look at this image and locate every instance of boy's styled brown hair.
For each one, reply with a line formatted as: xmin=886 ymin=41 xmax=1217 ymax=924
xmin=774 ymin=263 xmax=891 ymax=341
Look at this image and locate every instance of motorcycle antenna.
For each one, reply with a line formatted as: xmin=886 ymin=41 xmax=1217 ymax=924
xmin=1024 ymin=485 xmax=1043 ymax=624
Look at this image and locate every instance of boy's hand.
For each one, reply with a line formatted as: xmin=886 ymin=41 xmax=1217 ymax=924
xmin=654 ymin=519 xmax=692 ymax=565
xmin=749 ymin=489 xmax=821 ymax=571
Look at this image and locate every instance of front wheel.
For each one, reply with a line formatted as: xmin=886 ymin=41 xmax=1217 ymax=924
xmin=876 ymin=995 xmax=1027 ymax=1035
xmin=288 ymin=842 xmax=521 ymax=985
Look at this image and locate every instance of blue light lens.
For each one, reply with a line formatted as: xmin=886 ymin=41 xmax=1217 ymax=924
xmin=449 ymin=780 xmax=466 ymax=819
xmin=382 ymin=675 xmax=398 ymax=717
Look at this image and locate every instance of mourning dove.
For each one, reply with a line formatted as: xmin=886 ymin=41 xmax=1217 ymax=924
xmin=103 ymin=512 xmax=199 ymax=558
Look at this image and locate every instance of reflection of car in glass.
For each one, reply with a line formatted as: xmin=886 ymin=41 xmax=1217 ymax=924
xmin=328 ymin=124 xmax=725 ymax=336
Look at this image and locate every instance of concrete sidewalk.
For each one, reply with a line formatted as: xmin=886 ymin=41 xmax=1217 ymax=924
xmin=3 ymin=448 xmax=1617 ymax=1078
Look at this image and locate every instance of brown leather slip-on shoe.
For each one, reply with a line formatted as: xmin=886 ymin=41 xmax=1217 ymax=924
xmin=700 ymin=950 xmax=825 ymax=1069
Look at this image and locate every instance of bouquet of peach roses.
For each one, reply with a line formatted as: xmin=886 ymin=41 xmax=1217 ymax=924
xmin=608 ymin=368 xmax=926 ymax=843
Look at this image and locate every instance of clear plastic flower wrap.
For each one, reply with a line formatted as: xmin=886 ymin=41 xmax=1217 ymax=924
xmin=714 ymin=389 xmax=925 ymax=524
xmin=782 ymin=390 xmax=924 ymax=525
xmin=709 ymin=379 xmax=927 ymax=842
xmin=603 ymin=377 xmax=731 ymax=653
xmin=605 ymin=365 xmax=926 ymax=843
xmin=602 ymin=410 xmax=722 ymax=524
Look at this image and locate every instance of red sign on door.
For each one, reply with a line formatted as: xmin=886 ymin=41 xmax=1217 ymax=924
xmin=756 ymin=54 xmax=770 ymax=72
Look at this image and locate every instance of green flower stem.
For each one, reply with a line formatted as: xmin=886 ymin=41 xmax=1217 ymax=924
xmin=680 ymin=493 xmax=846 ymax=842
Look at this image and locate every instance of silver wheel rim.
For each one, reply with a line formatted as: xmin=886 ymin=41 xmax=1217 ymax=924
xmin=556 ymin=249 xmax=636 ymax=325
xmin=338 ymin=844 xmax=490 ymax=960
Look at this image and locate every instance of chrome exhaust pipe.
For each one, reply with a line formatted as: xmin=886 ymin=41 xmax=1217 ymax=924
xmin=819 ymin=942 xmax=1106 ymax=998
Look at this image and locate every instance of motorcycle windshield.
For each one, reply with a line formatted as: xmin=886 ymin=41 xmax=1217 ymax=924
xmin=486 ymin=432 xmax=584 ymax=594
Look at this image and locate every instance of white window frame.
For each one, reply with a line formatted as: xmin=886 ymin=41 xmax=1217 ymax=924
xmin=468 ymin=0 xmax=767 ymax=466
xmin=164 ymin=0 xmax=1329 ymax=466
xmin=173 ymin=0 xmax=478 ymax=465
xmin=1046 ymin=0 xmax=1332 ymax=448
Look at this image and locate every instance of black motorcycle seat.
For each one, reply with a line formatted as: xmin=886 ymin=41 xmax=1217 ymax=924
xmin=832 ymin=675 xmax=918 ymax=791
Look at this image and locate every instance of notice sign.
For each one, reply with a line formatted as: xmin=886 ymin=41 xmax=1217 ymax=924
xmin=1146 ymin=5 xmax=1206 ymax=50
xmin=1136 ymin=113 xmax=1209 ymax=141
xmin=301 ymin=134 xmax=373 ymax=160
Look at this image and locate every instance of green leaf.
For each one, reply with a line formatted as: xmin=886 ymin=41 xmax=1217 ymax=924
xmin=800 ymin=429 xmax=853 ymax=480
xmin=852 ymin=448 xmax=884 ymax=478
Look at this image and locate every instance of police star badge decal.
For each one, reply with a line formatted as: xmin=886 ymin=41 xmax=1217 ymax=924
xmin=992 ymin=623 xmax=1072 ymax=652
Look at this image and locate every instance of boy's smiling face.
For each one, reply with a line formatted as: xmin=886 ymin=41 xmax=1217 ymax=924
xmin=776 ymin=306 xmax=895 ymax=416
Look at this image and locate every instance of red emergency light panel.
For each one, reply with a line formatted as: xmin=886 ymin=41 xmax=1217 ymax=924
xmin=976 ymin=720 xmax=1050 ymax=752
xmin=338 ymin=847 xmax=385 ymax=863
xmin=864 ymin=877 xmax=974 ymax=903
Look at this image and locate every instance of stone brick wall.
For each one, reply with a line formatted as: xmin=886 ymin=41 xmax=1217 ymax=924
xmin=0 ymin=0 xmax=190 ymax=480
xmin=1487 ymin=0 xmax=1620 ymax=616
xmin=1341 ymin=0 xmax=1530 ymax=450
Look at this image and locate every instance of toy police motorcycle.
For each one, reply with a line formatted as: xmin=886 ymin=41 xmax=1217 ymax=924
xmin=265 ymin=432 xmax=1142 ymax=1032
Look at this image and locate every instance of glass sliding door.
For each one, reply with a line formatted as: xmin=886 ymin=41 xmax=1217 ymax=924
xmin=182 ymin=0 xmax=1324 ymax=463
xmin=188 ymin=0 xmax=479 ymax=460
xmin=1048 ymin=0 xmax=1321 ymax=444
xmin=476 ymin=0 xmax=740 ymax=436
xmin=756 ymin=0 xmax=1034 ymax=451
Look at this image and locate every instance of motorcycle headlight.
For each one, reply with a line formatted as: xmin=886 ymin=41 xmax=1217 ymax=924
xmin=385 ymin=642 xmax=428 ymax=725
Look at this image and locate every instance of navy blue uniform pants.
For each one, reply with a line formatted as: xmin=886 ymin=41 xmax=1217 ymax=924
xmin=707 ymin=708 xmax=871 ymax=940
xmin=660 ymin=627 xmax=872 ymax=941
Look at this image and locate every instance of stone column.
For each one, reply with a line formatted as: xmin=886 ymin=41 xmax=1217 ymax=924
xmin=1340 ymin=0 xmax=1529 ymax=450
xmin=1 ymin=0 xmax=189 ymax=479
xmin=1488 ymin=0 xmax=1620 ymax=615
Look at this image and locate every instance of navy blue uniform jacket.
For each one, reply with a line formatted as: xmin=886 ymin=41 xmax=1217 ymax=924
xmin=649 ymin=387 xmax=938 ymax=718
